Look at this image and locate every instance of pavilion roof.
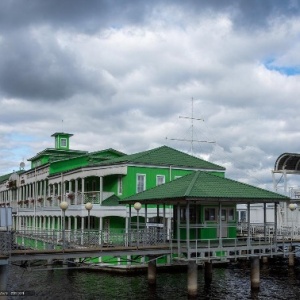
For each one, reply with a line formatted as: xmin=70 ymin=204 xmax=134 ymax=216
xmin=121 ymin=171 xmax=289 ymax=205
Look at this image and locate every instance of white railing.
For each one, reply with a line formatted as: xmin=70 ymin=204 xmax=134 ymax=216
xmin=12 ymin=228 xmax=170 ymax=251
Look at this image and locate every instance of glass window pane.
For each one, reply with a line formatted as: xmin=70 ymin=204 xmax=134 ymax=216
xmin=205 ymin=208 xmax=216 ymax=221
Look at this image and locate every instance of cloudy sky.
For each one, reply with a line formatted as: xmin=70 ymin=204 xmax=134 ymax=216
xmin=1 ymin=0 xmax=300 ymax=192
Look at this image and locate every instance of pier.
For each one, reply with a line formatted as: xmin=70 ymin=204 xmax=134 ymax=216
xmin=1 ymin=225 xmax=300 ymax=297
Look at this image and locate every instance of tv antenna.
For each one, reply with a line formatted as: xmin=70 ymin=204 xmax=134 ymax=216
xmin=166 ymin=97 xmax=215 ymax=155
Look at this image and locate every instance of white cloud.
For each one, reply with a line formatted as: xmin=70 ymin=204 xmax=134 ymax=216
xmin=1 ymin=1 xmax=300 ymax=193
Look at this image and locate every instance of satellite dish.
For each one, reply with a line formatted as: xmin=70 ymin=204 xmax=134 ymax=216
xmin=20 ymin=162 xmax=25 ymax=170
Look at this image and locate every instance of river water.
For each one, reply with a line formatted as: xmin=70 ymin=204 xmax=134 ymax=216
xmin=5 ymin=258 xmax=300 ymax=299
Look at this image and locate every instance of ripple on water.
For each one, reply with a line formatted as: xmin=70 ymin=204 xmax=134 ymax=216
xmin=6 ymin=258 xmax=300 ymax=300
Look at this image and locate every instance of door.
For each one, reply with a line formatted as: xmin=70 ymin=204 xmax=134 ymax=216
xmin=217 ymin=209 xmax=228 ymax=238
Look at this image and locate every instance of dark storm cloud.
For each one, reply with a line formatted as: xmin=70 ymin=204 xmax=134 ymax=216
xmin=0 ymin=0 xmax=298 ymax=101
xmin=0 ymin=29 xmax=116 ymax=101
xmin=0 ymin=0 xmax=150 ymax=33
xmin=0 ymin=0 xmax=299 ymax=33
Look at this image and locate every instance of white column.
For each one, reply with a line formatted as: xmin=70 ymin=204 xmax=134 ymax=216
xmin=43 ymin=180 xmax=47 ymax=199
xmin=68 ymin=217 xmax=71 ymax=230
xmin=52 ymin=217 xmax=55 ymax=230
xmin=81 ymin=178 xmax=85 ymax=205
xmin=63 ymin=181 xmax=66 ymax=200
xmin=74 ymin=217 xmax=77 ymax=232
xmin=75 ymin=179 xmax=78 ymax=204
xmin=39 ymin=181 xmax=42 ymax=198
xmin=58 ymin=183 xmax=61 ymax=198
xmin=99 ymin=217 xmax=103 ymax=261
xmin=99 ymin=176 xmax=103 ymax=205
xmin=81 ymin=217 xmax=85 ymax=231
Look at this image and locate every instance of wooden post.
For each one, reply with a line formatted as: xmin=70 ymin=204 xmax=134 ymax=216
xmin=251 ymin=257 xmax=260 ymax=290
xmin=187 ymin=260 xmax=198 ymax=297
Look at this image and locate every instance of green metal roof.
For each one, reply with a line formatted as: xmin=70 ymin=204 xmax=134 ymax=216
xmin=0 ymin=170 xmax=26 ymax=184
xmin=121 ymin=171 xmax=289 ymax=204
xmin=102 ymin=194 xmax=124 ymax=206
xmin=95 ymin=146 xmax=225 ymax=171
xmin=28 ymin=148 xmax=88 ymax=162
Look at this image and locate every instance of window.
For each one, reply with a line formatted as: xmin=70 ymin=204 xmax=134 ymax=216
xmin=218 ymin=208 xmax=235 ymax=222
xmin=221 ymin=209 xmax=227 ymax=221
xmin=156 ymin=175 xmax=165 ymax=186
xmin=136 ymin=174 xmax=146 ymax=193
xmin=239 ymin=211 xmax=246 ymax=222
xmin=60 ymin=138 xmax=67 ymax=147
xmin=228 ymin=208 xmax=235 ymax=221
xmin=118 ymin=176 xmax=123 ymax=195
xmin=205 ymin=208 xmax=216 ymax=221
xmin=180 ymin=207 xmax=186 ymax=222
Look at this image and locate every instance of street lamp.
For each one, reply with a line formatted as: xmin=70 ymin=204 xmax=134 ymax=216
xmin=134 ymin=202 xmax=142 ymax=248
xmin=60 ymin=201 xmax=69 ymax=249
xmin=289 ymin=203 xmax=298 ymax=240
xmin=85 ymin=202 xmax=93 ymax=244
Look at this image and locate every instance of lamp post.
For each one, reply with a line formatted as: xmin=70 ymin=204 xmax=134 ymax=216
xmin=289 ymin=203 xmax=298 ymax=240
xmin=134 ymin=202 xmax=142 ymax=248
xmin=59 ymin=201 xmax=69 ymax=249
xmin=85 ymin=202 xmax=93 ymax=244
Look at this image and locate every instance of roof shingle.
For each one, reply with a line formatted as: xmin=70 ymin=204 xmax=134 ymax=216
xmin=121 ymin=171 xmax=289 ymax=204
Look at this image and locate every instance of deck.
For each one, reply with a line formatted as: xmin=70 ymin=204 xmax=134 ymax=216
xmin=1 ymin=226 xmax=300 ymax=263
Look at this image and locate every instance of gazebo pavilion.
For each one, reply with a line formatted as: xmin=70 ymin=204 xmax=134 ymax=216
xmin=121 ymin=170 xmax=290 ymax=295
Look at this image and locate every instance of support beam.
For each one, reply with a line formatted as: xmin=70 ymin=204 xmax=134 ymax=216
xmin=186 ymin=202 xmax=190 ymax=259
xmin=176 ymin=204 xmax=181 ymax=257
xmin=263 ymin=203 xmax=267 ymax=241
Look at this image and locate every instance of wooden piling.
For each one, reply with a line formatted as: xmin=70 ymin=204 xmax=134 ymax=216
xmin=288 ymin=245 xmax=295 ymax=267
xmin=187 ymin=260 xmax=198 ymax=297
xmin=148 ymin=259 xmax=157 ymax=285
xmin=250 ymin=257 xmax=260 ymax=290
xmin=204 ymin=262 xmax=212 ymax=283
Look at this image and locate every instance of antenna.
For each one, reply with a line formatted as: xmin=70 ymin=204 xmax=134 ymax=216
xmin=166 ymin=97 xmax=215 ymax=155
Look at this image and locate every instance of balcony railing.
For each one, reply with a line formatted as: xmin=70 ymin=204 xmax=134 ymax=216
xmin=6 ymin=191 xmax=115 ymax=209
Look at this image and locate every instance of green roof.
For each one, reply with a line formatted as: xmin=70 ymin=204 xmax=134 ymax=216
xmin=28 ymin=148 xmax=88 ymax=162
xmin=0 ymin=170 xmax=26 ymax=184
xmin=95 ymin=146 xmax=225 ymax=171
xmin=121 ymin=171 xmax=289 ymax=204
xmin=102 ymin=194 xmax=124 ymax=206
